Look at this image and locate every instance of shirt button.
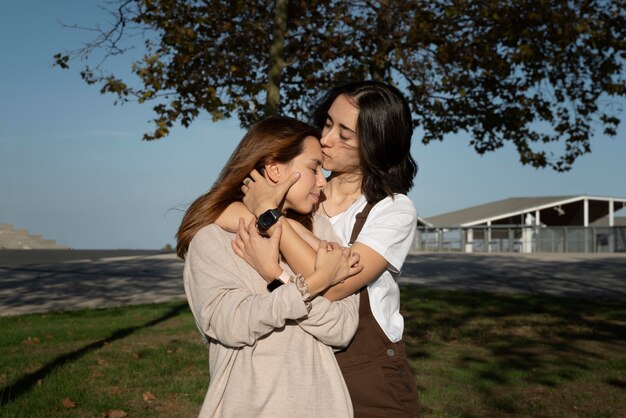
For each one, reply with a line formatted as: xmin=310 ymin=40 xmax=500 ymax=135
xmin=404 ymin=384 xmax=412 ymax=393
xmin=386 ymin=348 xmax=395 ymax=357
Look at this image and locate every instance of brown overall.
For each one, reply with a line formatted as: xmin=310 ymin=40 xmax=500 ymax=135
xmin=335 ymin=202 xmax=419 ymax=418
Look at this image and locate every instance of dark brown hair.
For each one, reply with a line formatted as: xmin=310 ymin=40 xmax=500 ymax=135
xmin=311 ymin=80 xmax=418 ymax=203
xmin=176 ymin=116 xmax=320 ymax=259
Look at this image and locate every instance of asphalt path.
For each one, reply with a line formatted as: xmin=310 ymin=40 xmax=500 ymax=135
xmin=399 ymin=251 xmax=626 ymax=300
xmin=1 ymin=250 xmax=625 ymax=316
xmin=0 ymin=250 xmax=184 ymax=316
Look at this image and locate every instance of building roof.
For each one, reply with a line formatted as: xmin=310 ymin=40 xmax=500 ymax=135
xmin=424 ymin=195 xmax=626 ymax=227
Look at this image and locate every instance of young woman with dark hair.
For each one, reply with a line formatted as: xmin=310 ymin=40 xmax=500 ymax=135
xmin=178 ymin=116 xmax=363 ymax=417
xmin=231 ymin=81 xmax=420 ymax=417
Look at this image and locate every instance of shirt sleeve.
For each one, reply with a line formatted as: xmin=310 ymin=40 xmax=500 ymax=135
xmin=184 ymin=226 xmax=310 ymax=348
xmin=355 ymin=195 xmax=417 ymax=272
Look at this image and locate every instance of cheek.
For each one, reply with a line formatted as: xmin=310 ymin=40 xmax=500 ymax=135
xmin=344 ymin=146 xmax=360 ymax=164
xmin=284 ymin=186 xmax=315 ymax=213
xmin=287 ymin=175 xmax=315 ymax=198
xmin=304 ymin=174 xmax=319 ymax=190
xmin=284 ymin=183 xmax=305 ymax=204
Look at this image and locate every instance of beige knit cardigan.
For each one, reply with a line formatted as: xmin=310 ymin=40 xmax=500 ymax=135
xmin=184 ymin=216 xmax=358 ymax=417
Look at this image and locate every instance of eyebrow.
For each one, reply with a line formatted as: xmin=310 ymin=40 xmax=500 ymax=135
xmin=309 ymin=159 xmax=323 ymax=165
xmin=327 ymin=115 xmax=356 ymax=134
xmin=339 ymin=124 xmax=356 ymax=134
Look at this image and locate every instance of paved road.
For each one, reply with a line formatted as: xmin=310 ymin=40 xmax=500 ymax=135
xmin=400 ymin=252 xmax=626 ymax=300
xmin=1 ymin=250 xmax=625 ymax=316
xmin=0 ymin=250 xmax=184 ymax=316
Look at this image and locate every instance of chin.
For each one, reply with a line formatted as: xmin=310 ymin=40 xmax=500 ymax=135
xmin=293 ymin=204 xmax=313 ymax=215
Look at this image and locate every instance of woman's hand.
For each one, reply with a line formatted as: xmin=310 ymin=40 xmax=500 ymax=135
xmin=313 ymin=241 xmax=363 ymax=287
xmin=231 ymin=217 xmax=283 ymax=283
xmin=241 ymin=169 xmax=301 ymax=217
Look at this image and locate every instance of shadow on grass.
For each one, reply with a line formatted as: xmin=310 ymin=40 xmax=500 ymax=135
xmin=401 ymin=288 xmax=626 ymax=416
xmin=0 ymin=302 xmax=189 ymax=407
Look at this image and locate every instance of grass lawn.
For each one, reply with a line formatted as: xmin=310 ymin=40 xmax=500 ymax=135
xmin=1 ymin=289 xmax=624 ymax=417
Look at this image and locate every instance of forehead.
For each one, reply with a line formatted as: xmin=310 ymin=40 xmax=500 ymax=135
xmin=297 ymin=136 xmax=322 ymax=158
xmin=328 ymin=94 xmax=359 ymax=128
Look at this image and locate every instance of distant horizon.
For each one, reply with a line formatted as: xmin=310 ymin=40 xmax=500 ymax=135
xmin=3 ymin=192 xmax=626 ymax=250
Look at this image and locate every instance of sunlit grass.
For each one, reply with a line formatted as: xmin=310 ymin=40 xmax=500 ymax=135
xmin=1 ymin=290 xmax=624 ymax=417
xmin=0 ymin=302 xmax=207 ymax=418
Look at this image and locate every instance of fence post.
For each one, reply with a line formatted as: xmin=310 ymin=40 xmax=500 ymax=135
xmin=465 ymin=228 xmax=474 ymax=253
xmin=460 ymin=229 xmax=466 ymax=253
xmin=591 ymin=227 xmax=596 ymax=253
xmin=438 ymin=229 xmax=443 ymax=251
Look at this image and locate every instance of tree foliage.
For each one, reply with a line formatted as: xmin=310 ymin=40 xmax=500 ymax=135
xmin=55 ymin=0 xmax=626 ymax=171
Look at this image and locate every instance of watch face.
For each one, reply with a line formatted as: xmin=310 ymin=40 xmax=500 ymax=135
xmin=258 ymin=209 xmax=282 ymax=231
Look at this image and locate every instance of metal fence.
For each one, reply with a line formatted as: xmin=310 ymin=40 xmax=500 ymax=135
xmin=413 ymin=225 xmax=626 ymax=253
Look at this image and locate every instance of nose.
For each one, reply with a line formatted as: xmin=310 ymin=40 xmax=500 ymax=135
xmin=316 ymin=170 xmax=327 ymax=188
xmin=320 ymin=129 xmax=333 ymax=147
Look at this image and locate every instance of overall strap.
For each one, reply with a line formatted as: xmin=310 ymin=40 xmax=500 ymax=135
xmin=348 ymin=200 xmax=378 ymax=245
xmin=338 ymin=197 xmax=420 ymax=417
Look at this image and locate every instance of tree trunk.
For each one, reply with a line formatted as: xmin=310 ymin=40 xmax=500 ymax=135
xmin=265 ymin=0 xmax=288 ymax=117
xmin=370 ymin=0 xmax=393 ymax=81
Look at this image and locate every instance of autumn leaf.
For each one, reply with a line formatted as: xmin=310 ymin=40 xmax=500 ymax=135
xmin=61 ymin=398 xmax=77 ymax=408
xmin=108 ymin=386 xmax=123 ymax=395
xmin=143 ymin=391 xmax=157 ymax=402
xmin=90 ymin=367 xmax=103 ymax=378
xmin=96 ymin=358 xmax=107 ymax=366
xmin=102 ymin=410 xmax=128 ymax=418
xmin=23 ymin=336 xmax=41 ymax=345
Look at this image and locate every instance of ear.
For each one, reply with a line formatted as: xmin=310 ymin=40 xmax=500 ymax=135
xmin=263 ymin=162 xmax=282 ymax=183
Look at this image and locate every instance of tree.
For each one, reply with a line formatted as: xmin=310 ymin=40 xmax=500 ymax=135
xmin=55 ymin=0 xmax=626 ymax=171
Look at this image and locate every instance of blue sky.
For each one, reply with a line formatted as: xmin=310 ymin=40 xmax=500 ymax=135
xmin=1 ymin=1 xmax=625 ymax=249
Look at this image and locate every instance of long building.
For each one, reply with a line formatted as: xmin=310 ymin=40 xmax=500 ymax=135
xmin=417 ymin=195 xmax=626 ymax=253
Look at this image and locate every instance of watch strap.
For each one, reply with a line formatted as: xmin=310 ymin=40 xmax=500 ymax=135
xmin=267 ymin=270 xmax=291 ymax=292
xmin=267 ymin=278 xmax=284 ymax=292
xmin=277 ymin=270 xmax=291 ymax=283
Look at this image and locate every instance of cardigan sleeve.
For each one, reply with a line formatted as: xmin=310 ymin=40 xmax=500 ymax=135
xmin=296 ymin=293 xmax=359 ymax=349
xmin=184 ymin=226 xmax=310 ymax=348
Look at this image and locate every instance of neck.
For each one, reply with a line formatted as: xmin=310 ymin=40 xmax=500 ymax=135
xmin=321 ymin=173 xmax=363 ymax=216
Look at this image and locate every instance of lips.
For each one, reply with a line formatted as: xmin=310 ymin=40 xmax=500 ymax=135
xmin=310 ymin=193 xmax=320 ymax=202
